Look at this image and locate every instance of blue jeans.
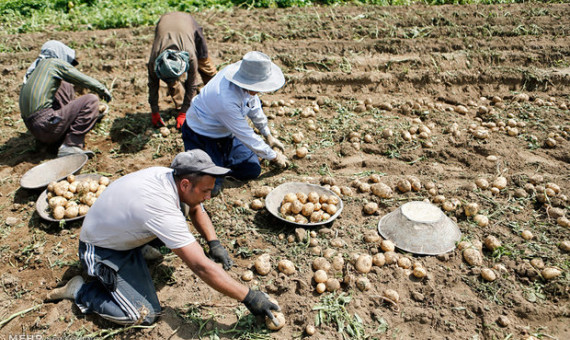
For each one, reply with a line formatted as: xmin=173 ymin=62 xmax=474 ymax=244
xmin=181 ymin=123 xmax=261 ymax=183
xmin=75 ymin=241 xmax=161 ymax=325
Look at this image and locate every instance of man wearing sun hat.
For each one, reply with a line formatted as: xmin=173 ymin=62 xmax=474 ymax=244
xmin=148 ymin=12 xmax=217 ymax=129
xmin=45 ymin=149 xmax=281 ymax=327
xmin=181 ymin=51 xmax=289 ymax=196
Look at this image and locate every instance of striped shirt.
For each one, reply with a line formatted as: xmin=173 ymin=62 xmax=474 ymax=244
xmin=19 ymin=58 xmax=107 ymax=120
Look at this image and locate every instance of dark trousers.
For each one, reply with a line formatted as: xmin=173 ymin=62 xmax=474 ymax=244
xmin=75 ymin=241 xmax=161 ymax=325
xmin=24 ymin=81 xmax=99 ymax=148
xmin=181 ymin=123 xmax=261 ymax=183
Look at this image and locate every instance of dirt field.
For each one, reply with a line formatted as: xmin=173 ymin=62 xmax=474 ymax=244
xmin=0 ymin=3 xmax=569 ymax=339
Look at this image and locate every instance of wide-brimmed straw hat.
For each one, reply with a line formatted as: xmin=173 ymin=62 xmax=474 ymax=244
xmin=224 ymin=51 xmax=285 ymax=92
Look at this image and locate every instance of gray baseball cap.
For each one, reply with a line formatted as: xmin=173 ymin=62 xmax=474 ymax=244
xmin=171 ymin=149 xmax=230 ymax=176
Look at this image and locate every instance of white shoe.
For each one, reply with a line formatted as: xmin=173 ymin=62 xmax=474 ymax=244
xmin=141 ymin=245 xmax=163 ymax=262
xmin=46 ymin=276 xmax=84 ymax=301
xmin=57 ymin=145 xmax=94 ymax=158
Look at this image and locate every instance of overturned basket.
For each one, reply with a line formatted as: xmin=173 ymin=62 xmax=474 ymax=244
xmin=378 ymin=201 xmax=461 ymax=255
xmin=20 ymin=154 xmax=89 ymax=190
xmin=265 ymin=182 xmax=343 ymax=227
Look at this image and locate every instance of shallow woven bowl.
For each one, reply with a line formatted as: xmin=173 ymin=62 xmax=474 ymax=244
xmin=265 ymin=182 xmax=343 ymax=227
xmin=36 ymin=173 xmax=105 ymax=223
xmin=377 ymin=201 xmax=461 ymax=255
xmin=20 ymin=154 xmax=89 ymax=190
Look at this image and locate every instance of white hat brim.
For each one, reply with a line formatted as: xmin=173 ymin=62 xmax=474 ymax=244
xmin=224 ymin=61 xmax=285 ymax=92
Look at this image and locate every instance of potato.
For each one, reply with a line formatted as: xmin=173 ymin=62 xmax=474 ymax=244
xmin=356 ymin=277 xmax=371 ymax=291
xmin=284 ymin=193 xmax=297 ymax=203
xmin=78 ymin=204 xmax=89 ymax=216
xmin=266 ymin=311 xmax=286 ymax=331
xmin=254 ymin=254 xmax=272 ymax=275
xmin=372 ymin=253 xmax=386 ymax=267
xmin=541 ymin=267 xmax=561 ymax=280
xmin=397 ymin=257 xmax=412 ymax=269
xmin=380 ymin=240 xmax=395 ymax=252
xmin=296 ymin=192 xmax=308 ymax=204
xmin=88 ymin=180 xmax=99 ymax=193
xmin=294 ymin=214 xmax=308 ymax=224
xmin=253 ymin=186 xmax=272 ymax=198
xmin=325 ymin=278 xmax=340 ymax=292
xmin=290 ymin=200 xmax=303 ymax=215
xmin=355 ymin=254 xmax=373 ymax=273
xmin=52 ymin=206 xmax=65 ymax=220
xmin=67 ymin=174 xmax=76 ymax=183
xmin=312 ymin=257 xmax=331 ymax=271
xmin=319 ymin=194 xmax=329 ymax=204
xmin=292 ymin=132 xmax=304 ymax=143
xmin=49 ymin=196 xmax=66 ymax=209
xmin=301 ymin=202 xmax=315 ymax=217
xmin=463 ymin=248 xmax=483 ymax=266
xmin=363 ymin=202 xmax=378 ymax=215
xmin=47 ymin=181 xmax=57 ymax=193
xmin=473 ymin=214 xmax=489 ymax=227
xmin=68 ymin=182 xmax=78 ymax=194
xmin=397 ymin=179 xmax=412 ymax=193
xmin=325 ymin=204 xmax=337 ymax=215
xmin=369 ymin=174 xmax=382 ymax=183
xmin=307 ymin=191 xmax=319 ymax=203
xmin=314 ymin=269 xmax=328 ymax=283
xmin=371 ymin=183 xmax=393 ymax=199
xmin=484 ymin=235 xmax=501 ymax=251
xmin=384 ymin=251 xmax=399 ymax=265
xmin=305 ymin=324 xmax=316 ymax=336
xmin=492 ymin=176 xmax=507 ymax=190
xmin=475 ymin=178 xmax=489 ymax=189
xmin=332 ymin=256 xmax=344 ymax=271
xmin=340 ymin=186 xmax=353 ymax=196
xmin=320 ymin=176 xmax=336 ymax=186
xmin=315 ymin=282 xmax=326 ymax=294
xmin=559 ymin=241 xmax=570 ymax=252
xmin=280 ymin=202 xmax=292 ymax=215
xmin=330 ymin=185 xmax=342 ymax=196
xmin=296 ymin=146 xmax=308 ymax=158
xmin=310 ymin=211 xmax=324 ymax=223
xmin=383 ymin=289 xmax=399 ymax=303
xmin=277 ymin=259 xmax=296 ymax=275
xmin=99 ymin=176 xmax=110 ymax=186
xmin=481 ymin=268 xmax=497 ymax=282
xmin=250 ymin=199 xmax=264 ymax=210
xmin=464 ymin=202 xmax=479 ymax=217
xmin=412 ymin=266 xmax=427 ymax=278
xmin=521 ymin=230 xmax=533 ymax=240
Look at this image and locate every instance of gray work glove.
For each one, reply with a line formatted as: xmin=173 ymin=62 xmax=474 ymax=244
xmin=207 ymin=240 xmax=234 ymax=270
xmin=271 ymin=152 xmax=289 ymax=169
xmin=101 ymin=88 xmax=112 ymax=102
xmin=266 ymin=135 xmax=285 ymax=152
xmin=242 ymin=289 xmax=281 ymax=327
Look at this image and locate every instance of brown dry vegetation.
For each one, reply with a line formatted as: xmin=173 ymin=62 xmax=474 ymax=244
xmin=0 ymin=3 xmax=569 ymax=339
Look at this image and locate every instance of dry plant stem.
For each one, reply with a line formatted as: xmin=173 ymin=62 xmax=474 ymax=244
xmin=87 ymin=324 xmax=156 ymax=339
xmin=0 ymin=304 xmax=43 ymax=328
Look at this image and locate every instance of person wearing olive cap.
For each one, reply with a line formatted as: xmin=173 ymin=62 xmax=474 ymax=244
xmin=45 ymin=149 xmax=280 ymax=327
xmin=20 ymin=40 xmax=112 ymax=157
xmin=148 ymin=12 xmax=217 ymax=129
xmin=182 ymin=51 xmax=289 ymax=196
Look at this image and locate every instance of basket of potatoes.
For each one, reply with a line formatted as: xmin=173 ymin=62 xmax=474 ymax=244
xmin=265 ymin=182 xmax=343 ymax=226
xmin=35 ymin=173 xmax=110 ymax=222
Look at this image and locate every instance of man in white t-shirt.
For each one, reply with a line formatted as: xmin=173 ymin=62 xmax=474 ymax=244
xmin=45 ymin=149 xmax=280 ymax=327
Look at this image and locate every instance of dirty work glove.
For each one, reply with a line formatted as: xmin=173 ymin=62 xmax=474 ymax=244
xmin=101 ymin=88 xmax=112 ymax=102
xmin=266 ymin=135 xmax=285 ymax=152
xmin=176 ymin=112 xmax=186 ymax=129
xmin=242 ymin=289 xmax=281 ymax=327
xmin=151 ymin=112 xmax=165 ymax=127
xmin=271 ymin=153 xmax=289 ymax=169
xmin=208 ymin=240 xmax=234 ymax=270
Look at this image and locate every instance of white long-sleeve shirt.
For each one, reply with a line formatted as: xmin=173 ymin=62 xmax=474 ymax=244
xmin=185 ymin=66 xmax=276 ymax=160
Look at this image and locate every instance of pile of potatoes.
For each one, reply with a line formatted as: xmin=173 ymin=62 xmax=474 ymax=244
xmin=46 ymin=174 xmax=109 ymax=220
xmin=279 ymin=191 xmax=340 ymax=224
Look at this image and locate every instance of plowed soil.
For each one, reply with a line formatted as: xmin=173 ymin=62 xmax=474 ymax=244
xmin=0 ymin=3 xmax=568 ymax=339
